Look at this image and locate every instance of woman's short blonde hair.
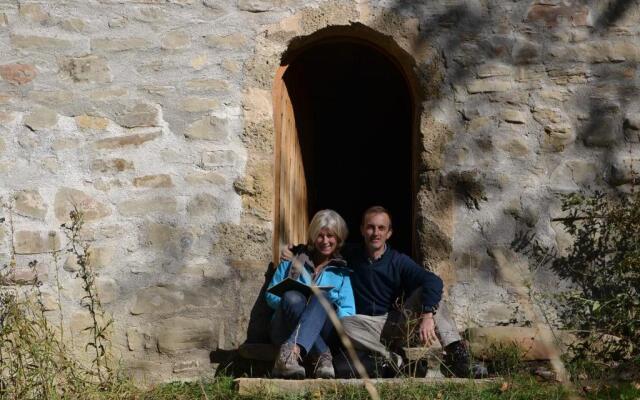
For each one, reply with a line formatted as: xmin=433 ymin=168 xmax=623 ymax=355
xmin=307 ymin=209 xmax=349 ymax=249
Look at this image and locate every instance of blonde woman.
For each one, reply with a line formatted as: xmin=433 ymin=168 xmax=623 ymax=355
xmin=266 ymin=209 xmax=355 ymax=379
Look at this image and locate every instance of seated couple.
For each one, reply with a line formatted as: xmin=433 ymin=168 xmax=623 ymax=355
xmin=265 ymin=206 xmax=487 ymax=379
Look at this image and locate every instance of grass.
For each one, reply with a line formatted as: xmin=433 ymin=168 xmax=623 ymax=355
xmin=104 ymin=374 xmax=569 ymax=400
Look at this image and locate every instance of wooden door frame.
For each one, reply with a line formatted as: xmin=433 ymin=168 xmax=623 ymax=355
xmin=272 ymin=36 xmax=420 ymax=263
xmin=272 ymin=64 xmax=288 ymax=266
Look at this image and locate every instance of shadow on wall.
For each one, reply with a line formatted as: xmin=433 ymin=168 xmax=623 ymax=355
xmin=214 ymin=0 xmax=640 ymax=376
xmin=211 ymin=262 xmax=276 ymax=376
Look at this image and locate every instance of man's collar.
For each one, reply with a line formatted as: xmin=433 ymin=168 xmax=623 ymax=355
xmin=367 ymin=244 xmax=387 ymax=264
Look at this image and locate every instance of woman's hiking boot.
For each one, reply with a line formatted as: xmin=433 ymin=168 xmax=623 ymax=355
xmin=312 ymin=350 xmax=335 ymax=379
xmin=273 ymin=342 xmax=305 ymax=379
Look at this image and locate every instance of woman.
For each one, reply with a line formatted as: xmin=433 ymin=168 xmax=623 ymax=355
xmin=266 ymin=209 xmax=355 ymax=379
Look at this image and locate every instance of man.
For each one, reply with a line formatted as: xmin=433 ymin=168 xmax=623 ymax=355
xmin=287 ymin=206 xmax=487 ymax=378
xmin=340 ymin=206 xmax=485 ymax=378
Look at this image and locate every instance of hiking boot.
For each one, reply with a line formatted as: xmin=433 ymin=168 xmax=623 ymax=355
xmin=382 ymin=352 xmax=404 ymax=378
xmin=312 ymin=350 xmax=335 ymax=379
xmin=441 ymin=340 xmax=488 ymax=379
xmin=273 ymin=342 xmax=305 ymax=379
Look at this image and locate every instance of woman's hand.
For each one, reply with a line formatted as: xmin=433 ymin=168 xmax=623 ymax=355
xmin=418 ymin=313 xmax=437 ymax=347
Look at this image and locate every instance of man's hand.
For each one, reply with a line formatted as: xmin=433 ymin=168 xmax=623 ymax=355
xmin=280 ymin=244 xmax=294 ymax=261
xmin=418 ymin=313 xmax=437 ymax=347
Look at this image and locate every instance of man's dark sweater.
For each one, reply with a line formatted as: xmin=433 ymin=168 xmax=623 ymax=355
xmin=343 ymin=245 xmax=443 ymax=316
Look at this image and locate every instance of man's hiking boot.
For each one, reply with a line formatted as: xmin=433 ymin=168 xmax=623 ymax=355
xmin=441 ymin=340 xmax=488 ymax=378
xmin=273 ymin=342 xmax=305 ymax=379
xmin=312 ymin=350 xmax=335 ymax=379
xmin=382 ymin=352 xmax=403 ymax=378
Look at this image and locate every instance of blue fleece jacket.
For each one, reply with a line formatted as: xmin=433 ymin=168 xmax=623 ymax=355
xmin=343 ymin=244 xmax=443 ymax=316
xmin=265 ymin=258 xmax=356 ymax=319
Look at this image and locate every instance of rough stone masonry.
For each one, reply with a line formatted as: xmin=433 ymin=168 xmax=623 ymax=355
xmin=1 ymin=0 xmax=639 ymax=383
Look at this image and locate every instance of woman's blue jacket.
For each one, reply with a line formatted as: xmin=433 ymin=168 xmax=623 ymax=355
xmin=265 ymin=258 xmax=356 ymax=319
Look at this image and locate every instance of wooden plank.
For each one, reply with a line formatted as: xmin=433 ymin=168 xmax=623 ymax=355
xmin=272 ymin=65 xmax=288 ymax=266
xmin=235 ymin=377 xmax=498 ymax=396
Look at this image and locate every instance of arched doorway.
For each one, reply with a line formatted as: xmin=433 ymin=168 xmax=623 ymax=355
xmin=273 ymin=34 xmax=416 ymax=262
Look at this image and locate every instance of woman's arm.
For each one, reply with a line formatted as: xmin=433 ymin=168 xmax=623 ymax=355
xmin=265 ymin=260 xmax=291 ymax=310
xmin=335 ymin=274 xmax=356 ymax=319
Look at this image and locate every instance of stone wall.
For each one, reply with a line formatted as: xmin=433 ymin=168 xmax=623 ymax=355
xmin=1 ymin=0 xmax=638 ymax=383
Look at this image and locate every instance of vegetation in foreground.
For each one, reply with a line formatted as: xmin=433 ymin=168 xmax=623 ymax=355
xmin=106 ymin=374 xmax=640 ymax=400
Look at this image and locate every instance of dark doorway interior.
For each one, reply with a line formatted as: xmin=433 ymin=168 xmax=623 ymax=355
xmin=283 ymin=40 xmax=413 ymax=255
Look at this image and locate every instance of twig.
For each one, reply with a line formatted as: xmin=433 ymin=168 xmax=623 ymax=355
xmin=310 ymin=285 xmax=380 ymax=400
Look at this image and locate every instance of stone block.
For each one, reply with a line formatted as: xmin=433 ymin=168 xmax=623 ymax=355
xmin=212 ymin=223 xmax=271 ymax=267
xmin=75 ymin=115 xmax=109 ymax=130
xmin=64 ymin=247 xmax=114 ymax=272
xmin=94 ymin=131 xmax=161 ymax=149
xmin=187 ymin=193 xmax=219 ymax=216
xmin=533 ymin=106 xmax=575 ymax=151
xmin=130 ymin=286 xmax=185 ymax=315
xmin=625 ymin=115 xmax=640 ymax=142
xmin=52 ymin=138 xmax=80 ymax=151
xmin=185 ymin=79 xmax=228 ymax=92
xmin=609 ymin=149 xmax=640 ymax=185
xmin=242 ymin=87 xmax=272 ymax=122
xmin=96 ymin=277 xmax=117 ymax=304
xmin=0 ymin=63 xmax=37 ymax=85
xmin=161 ymin=31 xmax=190 ymax=50
xmin=19 ymin=3 xmax=49 ymax=23
xmin=185 ymin=171 xmax=226 ymax=185
xmin=582 ymin=104 xmax=623 ymax=148
xmin=29 ymin=90 xmax=74 ymax=106
xmin=550 ymin=159 xmax=599 ymax=192
xmin=15 ymin=230 xmax=60 ymax=254
xmin=61 ymin=18 xmax=85 ymax=32
xmin=476 ymin=63 xmax=512 ymax=78
xmin=5 ymin=263 xmax=48 ymax=285
xmin=11 ymin=34 xmax=75 ymax=50
xmin=526 ymin=3 xmax=591 ymax=28
xmin=501 ymin=109 xmax=526 ymax=124
xmin=238 ymin=0 xmax=275 ymax=12
xmin=202 ymin=150 xmax=236 ymax=167
xmin=190 ymin=54 xmax=207 ymax=70
xmin=0 ymin=138 xmax=5 ymax=154
xmin=89 ymin=87 xmax=128 ymax=100
xmin=467 ymin=326 xmax=573 ymax=361
xmin=466 ymin=79 xmax=512 ymax=94
xmin=24 ymin=108 xmax=58 ymax=131
xmin=133 ymin=174 xmax=173 ymax=188
xmin=60 ymin=56 xmax=112 ymax=83
xmin=116 ymin=104 xmax=159 ymax=128
xmin=118 ymin=196 xmax=177 ymax=216
xmin=185 ymin=116 xmax=228 ymax=141
xmin=54 ymin=187 xmax=111 ymax=222
xmin=498 ymin=138 xmax=530 ymax=157
xmin=205 ymin=33 xmax=247 ymax=49
xmin=14 ymin=189 xmax=47 ymax=220
xmin=173 ymin=360 xmax=200 ymax=374
xmin=92 ymin=37 xmax=152 ymax=52
xmin=512 ymin=38 xmax=541 ymax=65
xmin=180 ymin=97 xmax=219 ymax=113
xmin=156 ymin=317 xmax=215 ymax=355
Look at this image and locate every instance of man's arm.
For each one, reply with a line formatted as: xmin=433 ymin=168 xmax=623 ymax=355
xmin=397 ymin=254 xmax=443 ymax=347
xmin=280 ymin=243 xmax=306 ymax=261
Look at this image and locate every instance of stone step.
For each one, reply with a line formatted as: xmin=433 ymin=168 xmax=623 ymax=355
xmin=238 ymin=343 xmax=442 ymax=362
xmin=234 ymin=377 xmax=497 ymax=396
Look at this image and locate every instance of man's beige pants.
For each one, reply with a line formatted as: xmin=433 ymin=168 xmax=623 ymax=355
xmin=341 ymin=294 xmax=461 ymax=361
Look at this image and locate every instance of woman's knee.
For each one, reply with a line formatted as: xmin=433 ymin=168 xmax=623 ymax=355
xmin=281 ymin=290 xmax=306 ymax=310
